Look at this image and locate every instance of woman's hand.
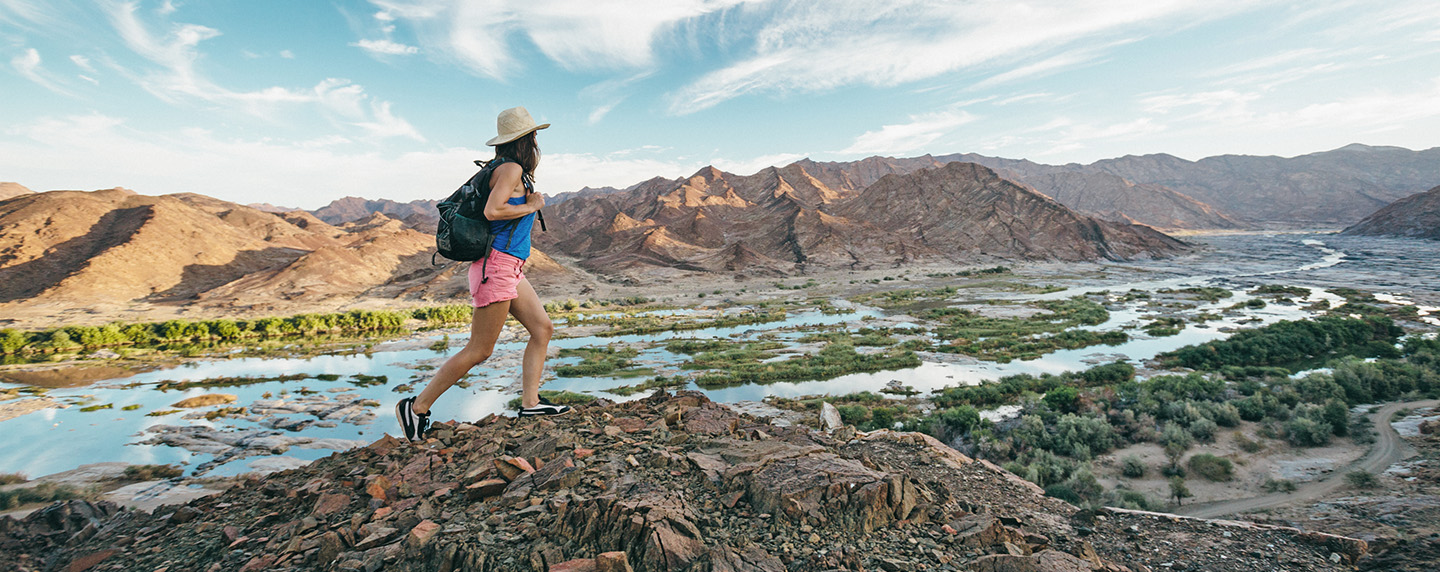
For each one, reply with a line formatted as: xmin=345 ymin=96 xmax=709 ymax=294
xmin=526 ymin=192 xmax=546 ymax=210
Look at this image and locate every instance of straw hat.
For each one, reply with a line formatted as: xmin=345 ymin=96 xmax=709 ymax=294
xmin=485 ymin=106 xmax=550 ymax=146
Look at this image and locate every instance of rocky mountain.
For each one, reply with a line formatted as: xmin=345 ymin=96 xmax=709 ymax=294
xmin=792 ymin=156 xmax=1239 ymax=230
xmin=0 ymin=182 xmax=33 ymax=202
xmin=312 ymin=197 xmax=439 ymax=226
xmin=0 ymin=391 xmax=1373 ymax=571
xmin=1342 ymin=184 xmax=1440 ymax=240
xmin=539 ymin=161 xmax=1186 ymax=274
xmin=248 ymin=202 xmax=303 ymax=213
xmin=1079 ymin=144 xmax=1440 ymax=226
xmin=550 ymin=185 xmax=624 ymax=207
xmin=0 ymin=188 xmax=570 ymax=325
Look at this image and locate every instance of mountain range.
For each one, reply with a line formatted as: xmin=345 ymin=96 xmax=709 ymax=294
xmin=0 ymin=188 xmax=570 ymax=326
xmin=304 ymin=144 xmax=1440 ymax=231
xmin=537 ymin=161 xmax=1184 ymax=274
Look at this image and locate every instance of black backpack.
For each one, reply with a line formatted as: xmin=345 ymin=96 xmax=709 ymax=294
xmin=435 ymin=158 xmax=517 ymax=264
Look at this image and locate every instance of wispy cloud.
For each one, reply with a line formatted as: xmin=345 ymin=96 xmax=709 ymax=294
xmin=666 ymin=0 xmax=1264 ymax=114
xmin=11 ymin=48 xmax=72 ymax=95
xmin=100 ymin=0 xmax=422 ymax=141
xmin=369 ymin=0 xmax=748 ymax=79
xmin=68 ymin=54 xmax=95 ymax=72
xmin=840 ymin=111 xmax=976 ymax=156
xmin=351 ymin=38 xmax=419 ymax=56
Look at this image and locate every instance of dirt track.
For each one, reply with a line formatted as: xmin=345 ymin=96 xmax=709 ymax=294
xmin=1177 ymin=399 xmax=1438 ymax=519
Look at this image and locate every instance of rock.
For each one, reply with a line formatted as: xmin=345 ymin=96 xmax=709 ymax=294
xmin=354 ymin=527 xmax=397 ymax=550
xmin=170 ymin=394 xmax=238 ymax=408
xmin=64 ymin=549 xmax=117 ymax=572
xmin=550 ymin=559 xmax=597 ymax=572
xmin=465 ymin=478 xmax=508 ymax=500
xmin=595 ymin=551 xmax=634 ymax=572
xmin=313 ymin=492 xmax=351 ymax=517
xmin=405 ymin=519 xmax=440 ymax=549
xmin=966 ymin=550 xmax=1092 ymax=572
xmin=820 ymin=402 xmax=843 ymax=431
xmin=317 ymin=531 xmax=344 ymax=564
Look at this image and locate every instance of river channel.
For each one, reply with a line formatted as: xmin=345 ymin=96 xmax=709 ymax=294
xmin=1 ymin=232 xmax=1436 ymax=479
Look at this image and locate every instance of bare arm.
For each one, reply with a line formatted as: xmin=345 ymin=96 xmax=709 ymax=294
xmin=483 ymin=163 xmax=545 ymax=221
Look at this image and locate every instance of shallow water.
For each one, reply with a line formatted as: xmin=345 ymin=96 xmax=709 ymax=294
xmin=1 ymin=232 xmax=1435 ymax=478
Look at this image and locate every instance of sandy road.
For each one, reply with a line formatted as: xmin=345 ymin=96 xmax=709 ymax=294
xmin=1176 ymin=399 xmax=1438 ymax=519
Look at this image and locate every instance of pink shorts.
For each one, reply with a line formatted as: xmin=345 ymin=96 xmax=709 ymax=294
xmin=469 ymin=251 xmax=527 ymax=307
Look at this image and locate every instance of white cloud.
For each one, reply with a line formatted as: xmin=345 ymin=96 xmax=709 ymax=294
xmin=0 ymin=114 xmax=711 ymax=207
xmin=100 ymin=1 xmax=421 ymax=141
xmin=68 ymin=54 xmax=94 ymax=71
xmin=666 ymin=0 xmax=1265 ymax=114
xmin=279 ymin=49 xmax=295 ymax=59
xmin=710 ymin=152 xmax=806 ymax=176
xmin=11 ymin=47 xmax=72 ymax=95
xmin=370 ymin=0 xmax=748 ymax=79
xmin=351 ymin=38 xmax=419 ymax=56
xmin=840 ymin=111 xmax=976 ymax=156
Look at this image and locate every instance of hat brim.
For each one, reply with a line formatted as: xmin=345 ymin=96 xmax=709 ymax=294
xmin=485 ymin=123 xmax=550 ymax=146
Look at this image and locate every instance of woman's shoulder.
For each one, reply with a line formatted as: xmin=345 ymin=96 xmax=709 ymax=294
xmin=491 ymin=161 xmax=522 ymax=176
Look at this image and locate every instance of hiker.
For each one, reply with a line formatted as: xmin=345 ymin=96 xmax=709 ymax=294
xmin=396 ymin=106 xmax=569 ymax=442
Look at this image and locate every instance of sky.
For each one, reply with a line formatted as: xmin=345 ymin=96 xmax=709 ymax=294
xmin=2 ymin=0 xmax=1439 ymax=209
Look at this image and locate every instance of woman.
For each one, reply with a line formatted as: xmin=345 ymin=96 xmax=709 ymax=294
xmin=396 ymin=106 xmax=569 ymax=443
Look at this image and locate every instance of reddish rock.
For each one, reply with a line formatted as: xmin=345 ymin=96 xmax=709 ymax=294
xmin=238 ymin=554 xmax=277 ymax=572
xmin=465 ymin=478 xmax=508 ymax=500
xmin=406 ymin=519 xmax=440 ymax=549
xmin=550 ymin=558 xmax=597 ymax=572
xmin=595 ymin=551 xmax=634 ymax=572
xmin=574 ymin=448 xmax=595 ymax=459
xmin=312 ymin=492 xmax=351 ymax=517
xmin=64 ymin=549 xmax=117 ymax=572
xmin=365 ymin=475 xmax=392 ymax=501
xmin=612 ymin=417 xmax=647 ymax=433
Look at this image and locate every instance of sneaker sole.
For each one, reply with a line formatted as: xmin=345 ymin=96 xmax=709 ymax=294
xmin=518 ymin=407 xmax=573 ymax=418
xmin=395 ymin=399 xmax=417 ymax=441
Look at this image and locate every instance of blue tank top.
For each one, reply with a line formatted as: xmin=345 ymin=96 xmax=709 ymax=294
xmin=490 ymin=190 xmax=535 ymax=260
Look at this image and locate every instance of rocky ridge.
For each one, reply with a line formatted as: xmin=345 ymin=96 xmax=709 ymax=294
xmin=0 ymin=188 xmax=571 ymax=326
xmin=539 ymin=162 xmax=1186 ymax=274
xmin=0 ymin=392 xmax=1370 ymax=571
xmin=1341 ymin=184 xmax=1440 ymax=240
xmin=0 ymin=182 xmax=34 ymax=202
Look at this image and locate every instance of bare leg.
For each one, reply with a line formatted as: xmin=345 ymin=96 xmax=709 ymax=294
xmin=413 ymin=299 xmax=511 ymax=415
xmin=507 ymin=278 xmax=554 ymax=409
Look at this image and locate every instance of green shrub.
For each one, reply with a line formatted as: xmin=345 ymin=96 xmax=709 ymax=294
xmin=1187 ymin=454 xmax=1234 ymax=481
xmin=1121 ymin=455 xmax=1146 ymax=478
xmin=1345 ymin=470 xmax=1379 ymax=489
xmin=1234 ymin=432 xmax=1264 ymax=453
xmin=1262 ymin=478 xmax=1297 ymax=493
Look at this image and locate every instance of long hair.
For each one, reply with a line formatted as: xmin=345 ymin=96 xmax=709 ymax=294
xmin=493 ymin=131 xmax=540 ymax=183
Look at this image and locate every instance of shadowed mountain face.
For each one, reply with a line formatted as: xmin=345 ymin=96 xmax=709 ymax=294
xmin=1343 ymin=185 xmax=1440 ymax=240
xmin=0 ymin=189 xmax=571 ymax=320
xmin=537 ymin=162 xmax=1186 ymax=274
xmin=312 ymin=197 xmax=439 ymax=226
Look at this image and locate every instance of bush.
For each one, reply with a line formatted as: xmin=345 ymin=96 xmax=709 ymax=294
xmin=1285 ymin=416 xmax=1332 ymax=447
xmin=1263 ymin=478 xmax=1297 ymax=493
xmin=1345 ymin=470 xmax=1379 ymax=489
xmin=1188 ymin=418 xmax=1219 ymax=442
xmin=1121 ymin=455 xmax=1146 ymax=478
xmin=1234 ymin=432 xmax=1264 ymax=453
xmin=1187 ymin=454 xmax=1234 ymax=482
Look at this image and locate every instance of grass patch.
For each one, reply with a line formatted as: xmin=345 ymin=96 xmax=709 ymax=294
xmin=588 ymin=310 xmax=787 ymax=337
xmin=506 ymin=390 xmax=597 ymax=410
xmin=605 ymin=375 xmax=689 ymax=397
xmin=1156 ymin=287 xmax=1233 ymax=303
xmin=0 ymin=483 xmax=91 ymax=510
xmin=146 ymin=409 xmax=181 ymax=417
xmin=155 ymin=373 xmax=313 ymax=391
xmin=123 ymin=464 xmax=183 ymax=480
xmin=1144 ymin=317 xmax=1186 ymax=337
xmin=79 ymin=403 xmax=113 ymax=412
xmin=554 ymin=346 xmax=652 ymax=378
xmin=692 ymin=343 xmax=921 ymax=388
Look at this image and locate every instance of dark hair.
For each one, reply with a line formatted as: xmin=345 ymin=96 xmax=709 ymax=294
xmin=493 ymin=131 xmax=539 ymax=183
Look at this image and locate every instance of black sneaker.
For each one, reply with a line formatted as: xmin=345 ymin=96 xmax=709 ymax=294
xmin=395 ymin=396 xmax=430 ymax=442
xmin=519 ymin=395 xmax=572 ymax=417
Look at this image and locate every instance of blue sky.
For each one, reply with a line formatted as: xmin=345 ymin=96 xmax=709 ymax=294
xmin=3 ymin=0 xmax=1439 ymax=208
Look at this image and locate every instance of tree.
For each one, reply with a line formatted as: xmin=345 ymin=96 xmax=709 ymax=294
xmin=1169 ymin=476 xmax=1192 ymax=506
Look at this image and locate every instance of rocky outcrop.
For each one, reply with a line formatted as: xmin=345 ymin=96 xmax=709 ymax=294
xmin=1342 ymin=185 xmax=1440 ymax=240
xmin=539 ymin=162 xmax=1187 ymax=273
xmin=0 ymin=188 xmax=573 ymax=326
xmin=0 ymin=392 xmax=1367 ymax=571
